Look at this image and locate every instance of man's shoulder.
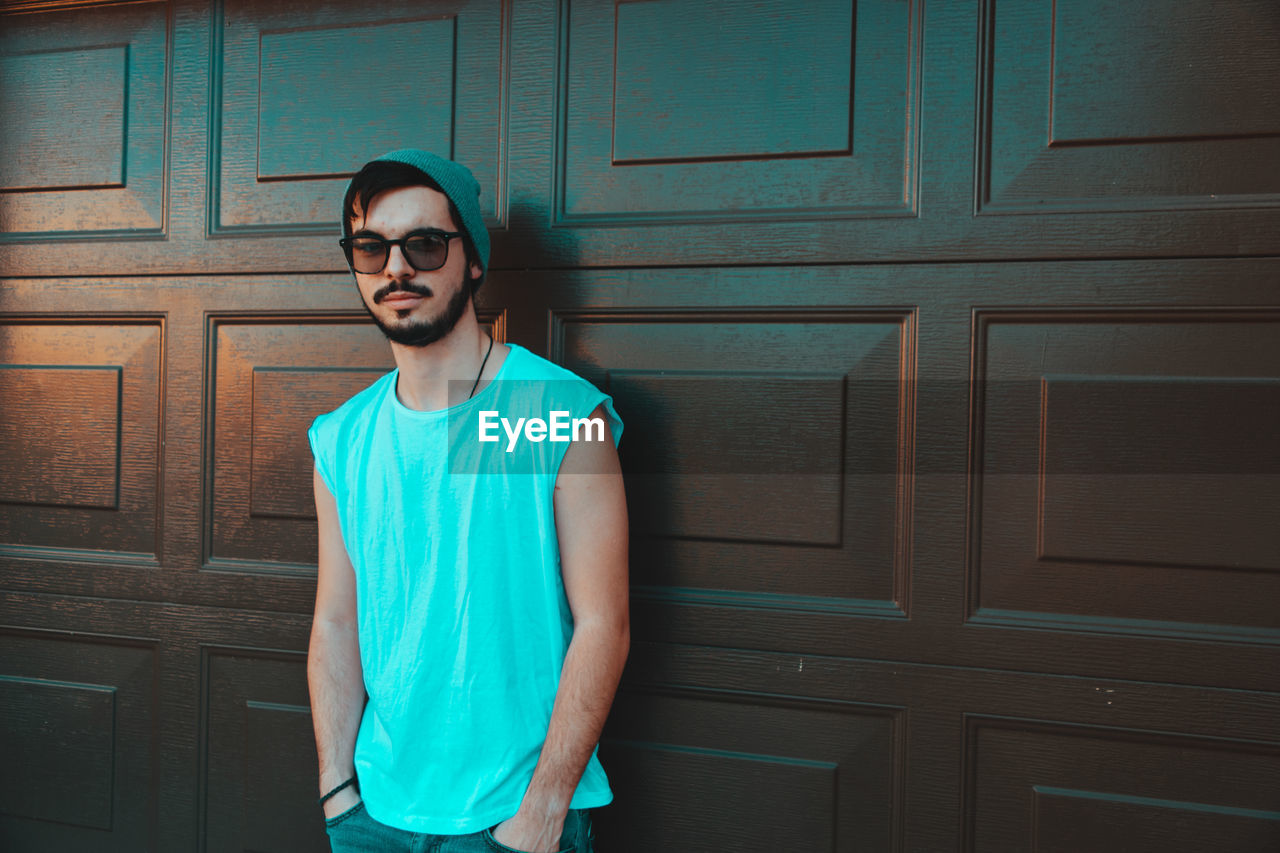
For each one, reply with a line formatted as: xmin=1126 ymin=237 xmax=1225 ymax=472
xmin=310 ymin=370 xmax=395 ymax=438
xmin=502 ymin=344 xmax=596 ymax=387
xmin=499 ymin=345 xmax=620 ymax=442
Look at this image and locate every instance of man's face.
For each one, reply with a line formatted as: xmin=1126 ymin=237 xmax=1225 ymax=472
xmin=347 ymin=185 xmax=483 ymax=347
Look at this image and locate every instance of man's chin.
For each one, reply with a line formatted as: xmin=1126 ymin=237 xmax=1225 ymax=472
xmin=373 ymin=299 xmax=470 ymax=347
xmin=362 ymin=277 xmax=473 ymax=348
xmin=373 ymin=315 xmax=448 ymax=347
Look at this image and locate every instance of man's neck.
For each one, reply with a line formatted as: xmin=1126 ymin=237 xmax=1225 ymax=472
xmin=390 ymin=309 xmax=493 ymax=412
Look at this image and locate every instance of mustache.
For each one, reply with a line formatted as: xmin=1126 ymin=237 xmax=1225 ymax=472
xmin=373 ymin=281 xmax=433 ymax=304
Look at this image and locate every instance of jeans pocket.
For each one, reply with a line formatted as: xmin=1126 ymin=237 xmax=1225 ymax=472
xmin=482 ymin=827 xmax=545 ymax=853
xmin=482 ymin=810 xmax=590 ymax=853
xmin=324 ymin=800 xmax=367 ymax=830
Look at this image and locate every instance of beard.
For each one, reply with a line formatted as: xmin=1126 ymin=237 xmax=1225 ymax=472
xmin=362 ymin=277 xmax=472 ymax=347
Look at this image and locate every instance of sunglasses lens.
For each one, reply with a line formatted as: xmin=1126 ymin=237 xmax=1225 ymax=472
xmin=404 ymin=233 xmax=449 ymax=271
xmin=347 ymin=238 xmax=387 ymax=274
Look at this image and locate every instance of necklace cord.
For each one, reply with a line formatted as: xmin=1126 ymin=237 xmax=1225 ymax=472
xmin=468 ymin=335 xmax=495 ymax=399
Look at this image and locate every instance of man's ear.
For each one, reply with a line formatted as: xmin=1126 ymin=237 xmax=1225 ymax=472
xmin=469 ymin=262 xmax=483 ymax=281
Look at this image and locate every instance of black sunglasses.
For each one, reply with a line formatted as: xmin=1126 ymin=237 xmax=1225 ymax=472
xmin=339 ymin=229 xmax=465 ymax=274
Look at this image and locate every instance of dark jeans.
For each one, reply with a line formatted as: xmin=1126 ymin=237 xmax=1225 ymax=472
xmin=325 ymin=801 xmax=595 ymax=853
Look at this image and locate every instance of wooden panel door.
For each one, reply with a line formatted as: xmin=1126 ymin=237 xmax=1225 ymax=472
xmin=2 ymin=1 xmax=1278 ymax=852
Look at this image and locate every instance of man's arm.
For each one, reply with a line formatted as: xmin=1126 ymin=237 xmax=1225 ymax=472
xmin=308 ymin=466 xmax=366 ymax=819
xmin=492 ymin=404 xmax=631 ymax=853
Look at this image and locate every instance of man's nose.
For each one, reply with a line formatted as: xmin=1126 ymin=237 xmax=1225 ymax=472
xmin=385 ymin=243 xmax=414 ymax=278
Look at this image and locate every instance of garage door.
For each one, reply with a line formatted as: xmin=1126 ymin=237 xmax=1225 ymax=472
xmin=2 ymin=1 xmax=1278 ymax=850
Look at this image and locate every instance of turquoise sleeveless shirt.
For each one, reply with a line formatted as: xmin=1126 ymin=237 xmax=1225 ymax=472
xmin=308 ymin=344 xmax=622 ymax=833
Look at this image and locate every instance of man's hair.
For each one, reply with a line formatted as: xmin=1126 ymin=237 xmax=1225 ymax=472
xmin=342 ymin=160 xmax=486 ymax=292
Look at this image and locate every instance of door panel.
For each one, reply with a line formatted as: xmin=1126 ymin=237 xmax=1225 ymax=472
xmin=556 ymin=308 xmax=911 ymax=608
xmin=0 ymin=1 xmax=168 ymax=237
xmin=0 ymin=630 xmax=157 ymax=852
xmin=562 ymin=0 xmax=916 ymax=220
xmin=972 ymin=311 xmax=1280 ymax=638
xmin=2 ymin=1 xmax=1279 ymax=852
xmin=980 ymin=0 xmax=1280 ymax=212
xmin=0 ymin=318 xmax=163 ymax=560
xmin=213 ymin=0 xmax=507 ymax=235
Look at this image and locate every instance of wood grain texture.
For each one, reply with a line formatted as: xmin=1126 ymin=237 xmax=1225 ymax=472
xmin=2 ymin=0 xmax=1279 ymax=275
xmin=0 ymin=45 xmax=127 ymax=190
xmin=1050 ymin=0 xmax=1280 ymax=143
xmin=971 ymin=310 xmax=1280 ymax=640
xmin=0 ymin=676 xmax=116 ymax=829
xmin=207 ymin=317 xmax=394 ymax=570
xmin=0 ymin=366 xmax=121 ymax=508
xmin=255 ymin=19 xmax=455 ymax=180
xmin=599 ymin=690 xmax=896 ymax=852
xmin=966 ymin=717 xmax=1280 ymax=853
xmin=0 ymin=629 xmax=155 ymax=851
xmin=213 ymin=0 xmax=507 ymax=234
xmin=612 ymin=0 xmax=852 ymax=163
xmin=555 ymin=309 xmax=912 ymax=609
xmin=979 ymin=0 xmax=1280 ymax=212
xmin=0 ymin=1 xmax=167 ymax=237
xmin=0 ymin=1 xmax=1279 ymax=850
xmin=561 ymin=0 xmax=914 ymax=221
xmin=0 ymin=319 xmax=161 ymax=558
xmin=202 ymin=648 xmax=325 ymax=853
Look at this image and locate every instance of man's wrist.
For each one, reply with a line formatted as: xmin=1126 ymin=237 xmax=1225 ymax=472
xmin=318 ymin=775 xmax=358 ymax=806
xmin=318 ymin=766 xmax=356 ymax=793
xmin=517 ymin=787 xmax=572 ymax=823
xmin=321 ymin=786 xmax=362 ymax=820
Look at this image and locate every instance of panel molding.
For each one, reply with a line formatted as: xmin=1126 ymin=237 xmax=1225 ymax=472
xmin=0 ymin=0 xmax=170 ymax=240
xmin=962 ymin=713 xmax=1280 ymax=853
xmin=199 ymin=644 xmax=325 ymax=853
xmin=608 ymin=0 xmax=853 ymax=165
xmin=202 ymin=309 xmax=507 ymax=575
xmin=0 ymin=364 xmax=123 ymax=509
xmin=553 ymin=0 xmax=922 ymax=225
xmin=0 ymin=314 xmax=164 ymax=562
xmin=0 ymin=43 xmax=128 ymax=191
xmin=208 ymin=0 xmax=512 ymax=237
xmin=967 ymin=307 xmax=1280 ymax=644
xmin=632 ymin=584 xmax=908 ymax=620
xmin=0 ymin=626 xmax=157 ymax=849
xmin=551 ymin=307 xmax=915 ymax=618
xmin=975 ymin=0 xmax=1280 ymax=215
xmin=602 ymin=681 xmax=905 ymax=853
xmin=1031 ymin=784 xmax=1280 ymax=823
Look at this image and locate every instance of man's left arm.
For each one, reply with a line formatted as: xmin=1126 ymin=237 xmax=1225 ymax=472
xmin=492 ymin=403 xmax=630 ymax=853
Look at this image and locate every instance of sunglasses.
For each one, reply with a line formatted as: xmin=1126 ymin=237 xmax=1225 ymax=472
xmin=339 ymin=229 xmax=465 ymax=274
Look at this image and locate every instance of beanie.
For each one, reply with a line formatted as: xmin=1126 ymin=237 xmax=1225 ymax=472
xmin=362 ymin=149 xmax=490 ymax=276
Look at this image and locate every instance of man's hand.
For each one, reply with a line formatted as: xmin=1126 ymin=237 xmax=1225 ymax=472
xmin=321 ymin=785 xmax=362 ymax=821
xmin=490 ymin=808 xmax=566 ymax=853
xmin=491 ymin=402 xmax=627 ymax=853
xmin=310 ymin=467 xmax=366 ymax=825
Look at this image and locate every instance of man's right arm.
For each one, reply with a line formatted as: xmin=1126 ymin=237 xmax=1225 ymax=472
xmin=308 ymin=465 xmax=365 ymax=819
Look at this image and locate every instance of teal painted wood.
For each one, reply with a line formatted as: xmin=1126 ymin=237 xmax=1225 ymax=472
xmin=981 ymin=0 xmax=1280 ymax=211
xmin=0 ymin=1 xmax=167 ymax=237
xmin=0 ymin=46 xmax=128 ymax=189
xmin=611 ymin=0 xmax=853 ymax=162
xmin=1 ymin=0 xmax=1280 ymax=851
xmin=213 ymin=0 xmax=506 ymax=234
xmin=563 ymin=0 xmax=914 ymax=220
xmin=1049 ymin=0 xmax=1280 ymax=142
xmin=255 ymin=19 xmax=456 ymax=179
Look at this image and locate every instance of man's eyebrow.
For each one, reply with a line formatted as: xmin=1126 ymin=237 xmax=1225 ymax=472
xmin=349 ymin=228 xmax=382 ymax=238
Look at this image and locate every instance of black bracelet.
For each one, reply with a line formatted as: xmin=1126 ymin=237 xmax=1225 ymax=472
xmin=317 ymin=775 xmax=357 ymax=806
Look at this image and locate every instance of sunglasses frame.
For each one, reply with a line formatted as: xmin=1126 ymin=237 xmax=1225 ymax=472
xmin=339 ymin=228 xmax=465 ymax=274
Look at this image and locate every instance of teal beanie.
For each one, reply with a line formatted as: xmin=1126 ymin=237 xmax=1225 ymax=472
xmin=359 ymin=149 xmax=490 ymax=276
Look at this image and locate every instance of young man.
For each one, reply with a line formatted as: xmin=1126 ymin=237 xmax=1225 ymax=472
xmin=307 ymin=149 xmax=629 ymax=853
